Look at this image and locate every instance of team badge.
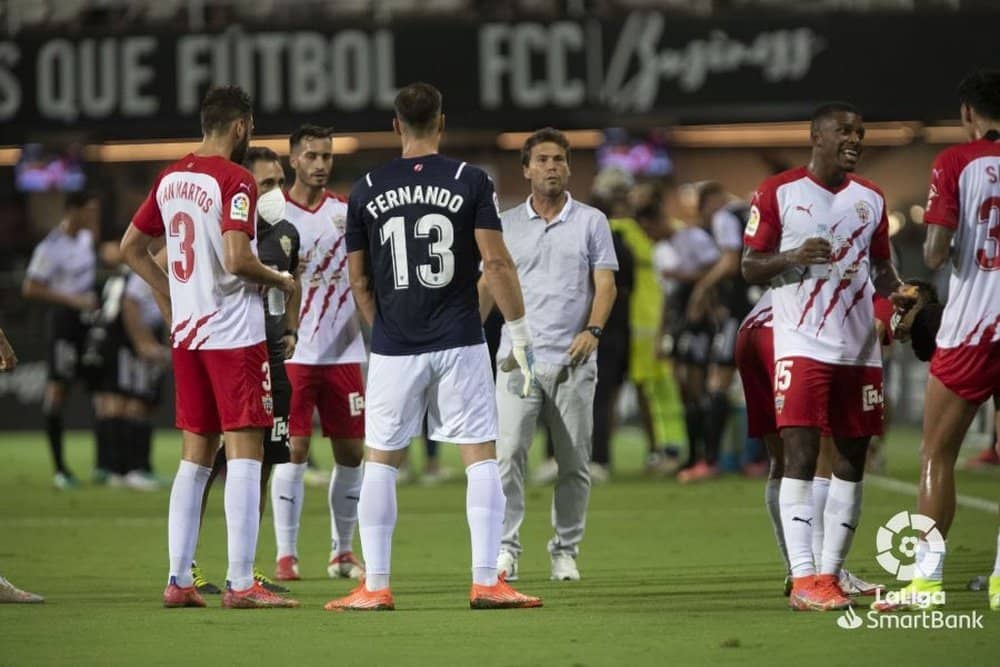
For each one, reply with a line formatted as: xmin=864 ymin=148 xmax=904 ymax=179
xmin=262 ymin=394 xmax=273 ymax=416
xmin=279 ymin=235 xmax=292 ymax=257
xmin=746 ymin=204 xmax=761 ymax=237
xmin=854 ymin=200 xmax=874 ymax=224
xmin=774 ymin=392 xmax=785 ymax=414
xmin=332 ymin=215 xmax=346 ymax=233
xmin=231 ymin=192 xmax=250 ymax=221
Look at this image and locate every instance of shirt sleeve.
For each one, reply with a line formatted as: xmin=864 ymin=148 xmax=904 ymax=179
xmin=131 ymin=180 xmax=165 ymax=237
xmin=473 ymin=171 xmax=503 ymax=231
xmin=25 ymin=239 xmax=54 ymax=283
xmin=923 ymin=150 xmax=959 ymax=229
xmin=870 ymin=197 xmax=891 ymax=261
xmin=221 ymin=169 xmax=257 ymax=238
xmin=697 ymin=229 xmax=722 ymax=266
xmin=345 ymin=185 xmax=368 ymax=254
xmin=588 ymin=215 xmax=619 ymax=271
xmin=289 ymin=228 xmax=301 ymax=275
xmin=712 ymin=208 xmax=744 ymax=252
xmin=743 ymin=182 xmax=781 ymax=252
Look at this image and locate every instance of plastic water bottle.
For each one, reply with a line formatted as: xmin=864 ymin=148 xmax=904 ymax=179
xmin=811 ymin=223 xmax=831 ymax=279
xmin=267 ymin=287 xmax=286 ymax=316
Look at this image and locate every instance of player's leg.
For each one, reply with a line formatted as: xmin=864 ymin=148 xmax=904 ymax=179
xmin=545 ymin=361 xmax=596 ymax=581
xmin=322 ymin=364 xmax=366 ymax=579
xmin=42 ymin=380 xmax=74 ymax=486
xmin=702 ymin=318 xmax=740 ymax=475
xmin=811 ymin=437 xmax=835 ymax=571
xmin=495 ymin=355 xmax=545 ymax=577
xmin=990 ymin=525 xmax=1000 ymax=611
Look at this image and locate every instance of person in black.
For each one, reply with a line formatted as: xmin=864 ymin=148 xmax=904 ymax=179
xmin=193 ymin=146 xmax=301 ymax=594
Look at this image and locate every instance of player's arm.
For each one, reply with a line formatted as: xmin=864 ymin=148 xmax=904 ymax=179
xmin=347 ymin=250 xmax=376 ymax=327
xmin=121 ymin=295 xmax=169 ymax=364
xmin=567 ymin=269 xmax=616 ymax=365
xmin=477 ymin=276 xmax=495 ymax=323
xmin=741 ymin=242 xmax=830 ymax=286
xmin=689 ymin=249 xmax=738 ymax=318
xmin=222 ymin=230 xmax=295 ymax=295
xmin=923 ymin=225 xmax=953 ymax=270
xmin=0 ymin=327 xmax=17 ymax=372
xmin=120 ymin=223 xmax=171 ymax=302
xmin=21 ymin=277 xmax=95 ymax=311
xmin=872 ymin=257 xmax=903 ymax=297
xmin=476 ymin=228 xmax=525 ymax=323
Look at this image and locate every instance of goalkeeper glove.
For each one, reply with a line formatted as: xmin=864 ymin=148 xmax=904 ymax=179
xmin=500 ymin=316 xmax=535 ymax=397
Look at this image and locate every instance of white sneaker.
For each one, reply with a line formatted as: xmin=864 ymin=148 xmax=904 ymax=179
xmin=303 ymin=467 xmax=330 ymax=488
xmin=497 ymin=550 xmax=519 ymax=581
xmin=588 ymin=463 xmax=609 ymax=484
xmin=124 ymin=470 xmax=161 ymax=492
xmin=550 ymin=553 xmax=580 ymax=581
xmin=327 ymin=550 xmax=365 ymax=579
xmin=0 ymin=576 xmax=44 ymax=603
xmin=531 ymin=458 xmax=559 ymax=485
xmin=840 ymin=569 xmax=884 ymax=596
xmin=419 ymin=467 xmax=455 ymax=486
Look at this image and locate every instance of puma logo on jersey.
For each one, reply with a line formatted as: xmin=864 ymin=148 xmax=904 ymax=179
xmin=795 ymin=204 xmax=813 ymax=216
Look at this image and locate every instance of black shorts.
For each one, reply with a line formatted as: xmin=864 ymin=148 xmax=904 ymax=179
xmin=709 ymin=316 xmax=740 ymax=367
xmin=262 ymin=355 xmax=291 ymax=466
xmin=672 ymin=321 xmax=713 ymax=367
xmin=47 ymin=307 xmax=90 ymax=385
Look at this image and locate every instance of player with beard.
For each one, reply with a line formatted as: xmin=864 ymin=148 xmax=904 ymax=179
xmin=120 ymin=86 xmax=298 ymax=609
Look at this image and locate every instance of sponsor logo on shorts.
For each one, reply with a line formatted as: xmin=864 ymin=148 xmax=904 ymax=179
xmin=349 ymin=391 xmax=365 ymax=417
xmin=862 ymin=384 xmax=882 ymax=412
xmin=231 ymin=192 xmax=251 ymax=222
xmin=271 ymin=416 xmax=288 ymax=442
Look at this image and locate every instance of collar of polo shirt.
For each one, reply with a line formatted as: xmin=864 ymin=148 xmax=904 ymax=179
xmin=525 ymin=192 xmax=574 ymax=224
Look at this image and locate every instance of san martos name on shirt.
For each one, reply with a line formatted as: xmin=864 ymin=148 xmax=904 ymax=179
xmin=157 ymin=180 xmax=214 ymax=213
xmin=365 ymin=185 xmax=464 ymax=219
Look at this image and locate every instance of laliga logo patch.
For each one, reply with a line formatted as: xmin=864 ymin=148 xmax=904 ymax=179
xmin=746 ymin=205 xmax=761 ymax=236
xmin=231 ymin=192 xmax=251 ymax=222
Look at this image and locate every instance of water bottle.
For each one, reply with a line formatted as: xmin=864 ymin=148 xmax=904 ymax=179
xmin=811 ymin=223 xmax=831 ymax=279
xmin=267 ymin=287 xmax=286 ymax=316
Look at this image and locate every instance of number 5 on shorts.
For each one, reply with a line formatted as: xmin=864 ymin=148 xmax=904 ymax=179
xmin=775 ymin=359 xmax=794 ymax=391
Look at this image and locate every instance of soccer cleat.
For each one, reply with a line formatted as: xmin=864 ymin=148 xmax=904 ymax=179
xmin=588 ymin=462 xmax=610 ymax=485
xmin=274 ymin=555 xmax=300 ymax=581
xmin=871 ymin=577 xmax=943 ymax=613
xmin=323 ymin=581 xmax=395 ymax=611
xmin=419 ymin=466 xmax=456 ymax=486
xmin=788 ymin=574 xmax=852 ymax=611
xmin=550 ymin=553 xmax=580 ymax=581
xmin=839 ymin=569 xmax=884 ymax=596
xmin=124 ymin=470 xmax=162 ymax=492
xmin=53 ymin=470 xmax=79 ymax=491
xmin=163 ymin=577 xmax=206 ymax=608
xmin=222 ymin=581 xmax=299 ymax=608
xmin=531 ymin=458 xmax=559 ymax=485
xmin=470 ymin=574 xmax=543 ymax=609
xmin=0 ymin=576 xmax=44 ymax=603
xmin=965 ymin=445 xmax=1000 ymax=470
xmin=303 ymin=466 xmax=330 ymax=488
xmin=254 ymin=567 xmax=289 ymax=593
xmin=677 ymin=460 xmax=719 ymax=484
xmin=989 ymin=576 xmax=1000 ymax=611
xmin=497 ymin=550 xmax=519 ymax=582
xmin=191 ymin=562 xmax=221 ymax=595
xmin=327 ymin=551 xmax=365 ymax=579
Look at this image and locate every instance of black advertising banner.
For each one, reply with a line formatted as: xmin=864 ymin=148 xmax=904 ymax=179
xmin=0 ymin=12 xmax=997 ymax=141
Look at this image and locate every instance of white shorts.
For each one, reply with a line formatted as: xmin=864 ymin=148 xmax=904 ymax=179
xmin=365 ymin=343 xmax=499 ymax=451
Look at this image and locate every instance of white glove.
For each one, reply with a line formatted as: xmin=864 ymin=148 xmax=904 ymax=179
xmin=501 ymin=316 xmax=535 ymax=398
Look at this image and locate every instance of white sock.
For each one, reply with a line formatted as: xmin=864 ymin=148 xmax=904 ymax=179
xmin=358 ymin=462 xmax=397 ymax=592
xmin=225 ymin=458 xmax=262 ymax=591
xmin=993 ymin=530 xmax=1000 ymax=578
xmin=167 ymin=460 xmax=212 ymax=587
xmin=765 ymin=479 xmax=790 ymax=572
xmin=811 ymin=476 xmax=831 ymax=569
xmin=819 ymin=475 xmax=862 ymax=576
xmin=779 ymin=478 xmax=815 ymax=578
xmin=915 ymin=537 xmax=946 ymax=581
xmin=270 ymin=462 xmax=306 ymax=559
xmin=466 ymin=459 xmax=505 ymax=586
xmin=330 ymin=463 xmax=364 ymax=555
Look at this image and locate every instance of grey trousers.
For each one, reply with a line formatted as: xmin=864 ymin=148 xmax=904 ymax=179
xmin=496 ymin=360 xmax=595 ymax=558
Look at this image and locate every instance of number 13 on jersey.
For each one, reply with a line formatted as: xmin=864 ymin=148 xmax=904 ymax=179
xmin=380 ymin=214 xmax=455 ymax=289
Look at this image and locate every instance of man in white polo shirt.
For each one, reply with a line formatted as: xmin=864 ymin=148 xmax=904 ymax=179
xmin=480 ymin=128 xmax=618 ymax=582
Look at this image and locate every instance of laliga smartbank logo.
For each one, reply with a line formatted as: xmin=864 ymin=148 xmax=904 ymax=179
xmin=837 ymin=603 xmax=984 ymax=631
xmin=875 ymin=510 xmax=944 ymax=581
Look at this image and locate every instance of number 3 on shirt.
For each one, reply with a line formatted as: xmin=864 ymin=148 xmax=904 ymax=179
xmin=975 ymin=197 xmax=1000 ymax=271
xmin=380 ymin=214 xmax=455 ymax=289
xmin=169 ymin=212 xmax=195 ymax=282
xmin=775 ymin=359 xmax=794 ymax=391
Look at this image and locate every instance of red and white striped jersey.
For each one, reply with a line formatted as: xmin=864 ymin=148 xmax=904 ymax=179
xmin=924 ymin=136 xmax=1000 ymax=350
xmin=740 ymin=290 xmax=773 ymax=331
xmin=285 ymin=191 xmax=365 ymax=365
xmin=744 ymin=166 xmax=890 ymax=367
xmin=132 ymin=154 xmax=264 ymax=350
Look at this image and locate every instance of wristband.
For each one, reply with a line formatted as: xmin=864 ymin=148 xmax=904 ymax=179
xmin=506 ymin=316 xmax=531 ymax=345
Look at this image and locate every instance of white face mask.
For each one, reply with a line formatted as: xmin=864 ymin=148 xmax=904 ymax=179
xmin=257 ymin=188 xmax=286 ymax=226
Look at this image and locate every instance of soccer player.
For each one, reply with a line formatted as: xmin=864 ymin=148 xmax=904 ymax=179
xmin=741 ymin=102 xmax=906 ymax=611
xmin=22 ymin=191 xmax=100 ymax=489
xmin=271 ymin=125 xmax=366 ymax=582
xmin=324 ymin=82 xmax=541 ymax=611
xmin=119 ymin=85 xmax=298 ymax=609
xmin=875 ymin=69 xmax=1000 ymax=612
xmin=483 ymin=127 xmax=618 ymax=583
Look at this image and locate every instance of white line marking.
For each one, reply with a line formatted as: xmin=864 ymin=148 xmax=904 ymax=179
xmin=867 ymin=474 xmax=997 ymax=513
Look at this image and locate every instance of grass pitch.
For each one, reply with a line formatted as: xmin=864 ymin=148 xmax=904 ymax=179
xmin=1 ymin=426 xmax=998 ymax=666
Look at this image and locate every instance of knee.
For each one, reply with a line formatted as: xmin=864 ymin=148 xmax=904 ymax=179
xmin=781 ymin=431 xmax=819 ymax=479
xmin=333 ymin=440 xmax=364 ymax=467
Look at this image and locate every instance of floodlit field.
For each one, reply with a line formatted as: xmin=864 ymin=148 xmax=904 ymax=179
xmin=1 ymin=426 xmax=997 ymax=665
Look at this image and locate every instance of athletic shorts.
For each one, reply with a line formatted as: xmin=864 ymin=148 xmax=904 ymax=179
xmin=709 ymin=316 xmax=740 ymax=367
xmin=262 ymin=354 xmax=292 ymax=465
xmin=286 ymin=362 xmax=365 ymax=439
xmin=47 ymin=306 xmax=89 ymax=385
xmin=365 ymin=343 xmax=498 ymax=451
xmin=172 ymin=342 xmax=273 ymax=434
xmin=735 ymin=325 xmax=776 ymax=438
xmin=773 ymin=356 xmax=883 ymax=438
xmin=672 ymin=322 xmax=712 ymax=367
xmin=930 ymin=341 xmax=1000 ymax=405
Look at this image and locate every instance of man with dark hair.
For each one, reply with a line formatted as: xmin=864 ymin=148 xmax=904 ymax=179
xmin=742 ymin=102 xmax=907 ymax=611
xmin=272 ymin=124 xmax=367 ymax=583
xmin=23 ymin=191 xmax=100 ymax=489
xmin=875 ymin=69 xmax=1000 ymax=613
xmin=325 ymin=82 xmax=541 ymax=611
xmin=120 ymin=85 xmax=297 ymax=609
xmin=485 ymin=128 xmax=618 ymax=582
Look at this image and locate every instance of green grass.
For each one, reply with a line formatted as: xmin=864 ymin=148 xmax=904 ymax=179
xmin=1 ymin=426 xmax=998 ymax=666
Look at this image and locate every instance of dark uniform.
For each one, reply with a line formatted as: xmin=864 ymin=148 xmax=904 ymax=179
xmin=708 ymin=201 xmax=753 ymax=367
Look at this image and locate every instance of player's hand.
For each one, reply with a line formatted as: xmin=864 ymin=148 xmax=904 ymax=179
xmin=687 ymin=287 xmax=709 ymax=322
xmin=889 ymin=281 xmax=939 ymax=342
xmin=282 ymin=334 xmax=297 ymax=359
xmin=74 ymin=292 xmax=98 ymax=311
xmin=0 ymin=330 xmax=17 ymax=372
xmin=788 ymin=238 xmax=832 ymax=266
xmin=276 ymin=271 xmax=296 ymax=297
xmin=567 ymin=331 xmax=598 ymax=367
